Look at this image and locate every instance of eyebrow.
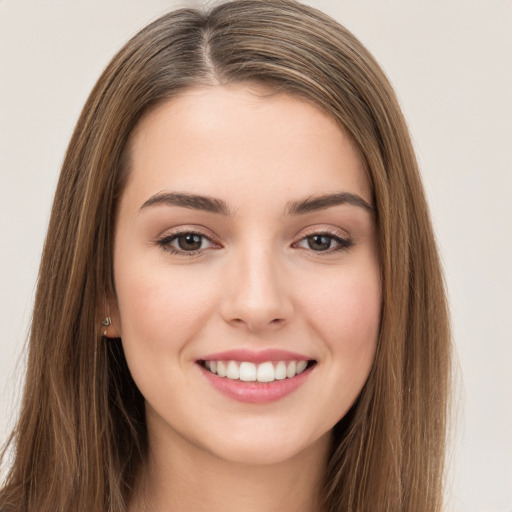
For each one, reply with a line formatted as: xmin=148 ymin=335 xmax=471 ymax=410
xmin=140 ymin=192 xmax=230 ymax=215
xmin=139 ymin=191 xmax=374 ymax=216
xmin=286 ymin=192 xmax=375 ymax=215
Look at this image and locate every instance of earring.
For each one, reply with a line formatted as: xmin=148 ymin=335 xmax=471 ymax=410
xmin=101 ymin=317 xmax=112 ymax=336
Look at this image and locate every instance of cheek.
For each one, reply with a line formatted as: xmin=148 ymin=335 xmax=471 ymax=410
xmin=304 ymin=268 xmax=381 ymax=359
xmin=113 ymin=264 xmax=222 ymax=407
xmin=310 ymin=271 xmax=381 ymax=422
xmin=114 ymin=263 xmax=218 ymax=352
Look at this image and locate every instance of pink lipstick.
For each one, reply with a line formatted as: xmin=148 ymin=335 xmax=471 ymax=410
xmin=198 ymin=349 xmax=316 ymax=404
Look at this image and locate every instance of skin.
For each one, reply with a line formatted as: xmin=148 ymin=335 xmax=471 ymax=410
xmin=109 ymin=84 xmax=381 ymax=512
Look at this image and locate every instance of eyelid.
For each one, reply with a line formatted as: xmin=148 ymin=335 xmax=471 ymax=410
xmin=155 ymin=224 xmax=353 ymax=256
xmin=156 ymin=226 xmax=222 ymax=256
xmin=298 ymin=225 xmax=350 ymax=239
xmin=292 ymin=226 xmax=353 ymax=253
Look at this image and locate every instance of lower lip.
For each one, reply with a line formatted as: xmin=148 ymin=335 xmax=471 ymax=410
xmin=199 ymin=364 xmax=314 ymax=404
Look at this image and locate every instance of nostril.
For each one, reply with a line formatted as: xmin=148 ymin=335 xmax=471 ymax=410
xmin=228 ymin=316 xmax=287 ymax=331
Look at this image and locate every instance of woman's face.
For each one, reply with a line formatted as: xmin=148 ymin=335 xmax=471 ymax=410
xmin=111 ymin=85 xmax=381 ymax=465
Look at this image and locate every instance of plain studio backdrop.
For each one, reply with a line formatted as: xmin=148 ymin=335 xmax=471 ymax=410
xmin=0 ymin=1 xmax=511 ymax=510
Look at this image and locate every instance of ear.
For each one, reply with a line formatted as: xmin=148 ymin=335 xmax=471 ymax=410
xmin=102 ymin=291 xmax=122 ymax=338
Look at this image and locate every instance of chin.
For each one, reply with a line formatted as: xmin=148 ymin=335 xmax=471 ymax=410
xmin=196 ymin=425 xmax=331 ymax=467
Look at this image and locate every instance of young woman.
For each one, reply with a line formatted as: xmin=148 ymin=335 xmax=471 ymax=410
xmin=0 ymin=1 xmax=451 ymax=511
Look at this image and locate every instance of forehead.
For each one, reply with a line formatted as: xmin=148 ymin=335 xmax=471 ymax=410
xmin=122 ymin=84 xmax=371 ymax=211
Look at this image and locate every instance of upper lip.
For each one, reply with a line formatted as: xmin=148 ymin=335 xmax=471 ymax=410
xmin=199 ymin=348 xmax=313 ymax=364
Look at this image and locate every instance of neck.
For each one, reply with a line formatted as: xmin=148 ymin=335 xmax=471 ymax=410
xmin=129 ymin=426 xmax=330 ymax=512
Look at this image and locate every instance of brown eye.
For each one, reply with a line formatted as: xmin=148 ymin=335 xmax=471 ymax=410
xmin=158 ymin=231 xmax=216 ymax=255
xmin=176 ymin=233 xmax=203 ymax=251
xmin=295 ymin=232 xmax=353 ymax=253
xmin=306 ymin=235 xmax=333 ymax=251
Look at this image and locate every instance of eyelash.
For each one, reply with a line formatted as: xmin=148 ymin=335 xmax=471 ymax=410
xmin=293 ymin=229 xmax=353 ymax=254
xmin=156 ymin=228 xmax=353 ymax=256
xmin=156 ymin=230 xmax=219 ymax=256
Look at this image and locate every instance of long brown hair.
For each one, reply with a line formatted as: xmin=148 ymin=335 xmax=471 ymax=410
xmin=0 ymin=1 xmax=451 ymax=510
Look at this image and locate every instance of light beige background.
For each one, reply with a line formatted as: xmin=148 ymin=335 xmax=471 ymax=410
xmin=1 ymin=1 xmax=511 ymax=510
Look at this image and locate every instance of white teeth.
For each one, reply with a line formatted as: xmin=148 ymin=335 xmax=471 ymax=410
xmin=239 ymin=362 xmax=257 ymax=381
xmin=226 ymin=360 xmax=240 ymax=379
xmin=257 ymin=362 xmax=275 ymax=382
xmin=296 ymin=360 xmax=308 ymax=374
xmin=286 ymin=361 xmax=296 ymax=378
xmin=203 ymin=359 xmax=311 ymax=382
xmin=275 ymin=361 xmax=287 ymax=380
xmin=217 ymin=361 xmax=227 ymax=377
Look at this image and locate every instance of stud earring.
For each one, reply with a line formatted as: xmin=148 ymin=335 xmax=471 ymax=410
xmin=101 ymin=317 xmax=112 ymax=336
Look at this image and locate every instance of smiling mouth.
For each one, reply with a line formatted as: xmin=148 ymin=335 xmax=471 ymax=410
xmin=200 ymin=359 xmax=317 ymax=383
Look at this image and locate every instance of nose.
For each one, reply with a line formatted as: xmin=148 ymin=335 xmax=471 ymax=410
xmin=220 ymin=246 xmax=294 ymax=333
